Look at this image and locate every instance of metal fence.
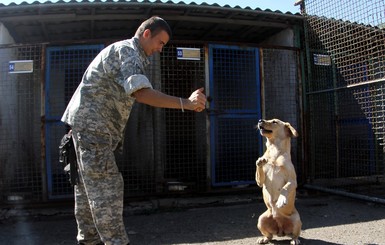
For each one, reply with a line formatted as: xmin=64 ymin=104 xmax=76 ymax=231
xmin=44 ymin=43 xmax=208 ymax=199
xmin=119 ymin=43 xmax=207 ymax=196
xmin=262 ymin=48 xmax=302 ymax=179
xmin=0 ymin=43 xmax=208 ymax=203
xmin=45 ymin=44 xmax=105 ymax=199
xmin=0 ymin=41 xmax=301 ymax=204
xmin=0 ymin=44 xmax=44 ymax=203
xmin=302 ymin=0 xmax=385 ymax=203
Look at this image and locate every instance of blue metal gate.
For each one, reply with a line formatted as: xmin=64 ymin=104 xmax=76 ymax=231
xmin=45 ymin=44 xmax=103 ymax=199
xmin=208 ymin=44 xmax=262 ymax=186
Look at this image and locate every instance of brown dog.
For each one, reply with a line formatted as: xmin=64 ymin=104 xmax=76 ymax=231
xmin=255 ymin=119 xmax=302 ymax=245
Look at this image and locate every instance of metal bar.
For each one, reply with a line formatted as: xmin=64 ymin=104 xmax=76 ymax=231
xmin=346 ymin=78 xmax=385 ymax=88
xmin=41 ymin=44 xmax=48 ymax=202
xmin=306 ymin=78 xmax=385 ymax=95
xmin=0 ymin=13 xmax=291 ymax=29
xmin=304 ymin=184 xmax=385 ymax=205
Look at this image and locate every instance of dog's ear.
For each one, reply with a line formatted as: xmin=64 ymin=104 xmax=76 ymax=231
xmin=285 ymin=123 xmax=298 ymax=138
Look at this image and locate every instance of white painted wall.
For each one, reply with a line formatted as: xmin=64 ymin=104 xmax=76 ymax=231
xmin=0 ymin=22 xmax=15 ymax=44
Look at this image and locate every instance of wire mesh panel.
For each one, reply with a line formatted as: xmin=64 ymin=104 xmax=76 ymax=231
xmin=0 ymin=45 xmax=43 ymax=203
xmin=303 ymin=0 xmax=385 ymax=201
xmin=213 ymin=117 xmax=261 ymax=185
xmin=262 ymin=48 xmax=301 ymax=178
xmin=118 ymin=43 xmax=207 ymax=196
xmin=119 ymin=100 xmax=159 ymax=196
xmin=161 ymin=44 xmax=207 ymax=192
xmin=209 ymin=44 xmax=262 ymax=186
xmin=45 ymin=45 xmax=104 ymax=198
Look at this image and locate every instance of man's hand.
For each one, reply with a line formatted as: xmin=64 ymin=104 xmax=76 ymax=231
xmin=133 ymin=87 xmax=206 ymax=112
xmin=187 ymin=87 xmax=206 ymax=112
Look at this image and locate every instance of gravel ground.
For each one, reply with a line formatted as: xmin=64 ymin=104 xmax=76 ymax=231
xmin=0 ymin=191 xmax=384 ymax=245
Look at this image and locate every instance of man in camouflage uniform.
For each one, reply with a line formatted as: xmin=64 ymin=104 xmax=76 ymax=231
xmin=61 ymin=16 xmax=206 ymax=245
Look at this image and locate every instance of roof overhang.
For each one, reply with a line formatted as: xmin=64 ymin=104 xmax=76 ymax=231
xmin=0 ymin=0 xmax=303 ymax=44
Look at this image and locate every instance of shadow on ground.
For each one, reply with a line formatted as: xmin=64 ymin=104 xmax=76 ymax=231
xmin=0 ymin=191 xmax=384 ymax=244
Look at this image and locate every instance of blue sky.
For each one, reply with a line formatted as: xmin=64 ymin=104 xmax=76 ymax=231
xmin=0 ymin=0 xmax=300 ymax=13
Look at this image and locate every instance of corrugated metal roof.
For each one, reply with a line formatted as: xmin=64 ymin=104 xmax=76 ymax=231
xmin=0 ymin=0 xmax=303 ymax=44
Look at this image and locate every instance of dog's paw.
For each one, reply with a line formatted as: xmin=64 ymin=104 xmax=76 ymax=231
xmin=276 ymin=194 xmax=287 ymax=208
xmin=290 ymin=238 xmax=300 ymax=245
xmin=256 ymin=157 xmax=268 ymax=167
xmin=257 ymin=237 xmax=270 ymax=244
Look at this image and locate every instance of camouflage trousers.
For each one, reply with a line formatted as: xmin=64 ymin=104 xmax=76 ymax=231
xmin=72 ymin=129 xmax=129 ymax=245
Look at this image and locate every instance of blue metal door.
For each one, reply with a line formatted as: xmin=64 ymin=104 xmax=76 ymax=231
xmin=45 ymin=44 xmax=103 ymax=199
xmin=208 ymin=44 xmax=262 ymax=186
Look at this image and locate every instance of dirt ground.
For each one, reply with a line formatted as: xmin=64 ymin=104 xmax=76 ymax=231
xmin=0 ymin=191 xmax=384 ymax=245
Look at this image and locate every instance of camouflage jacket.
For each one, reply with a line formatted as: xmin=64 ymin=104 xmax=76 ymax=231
xmin=61 ymin=37 xmax=152 ymax=145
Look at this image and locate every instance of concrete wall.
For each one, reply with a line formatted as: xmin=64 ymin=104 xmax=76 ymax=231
xmin=261 ymin=28 xmax=294 ymax=47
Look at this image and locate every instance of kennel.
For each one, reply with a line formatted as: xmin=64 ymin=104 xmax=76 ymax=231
xmin=0 ymin=1 xmax=303 ymax=204
xmin=301 ymin=0 xmax=385 ymax=203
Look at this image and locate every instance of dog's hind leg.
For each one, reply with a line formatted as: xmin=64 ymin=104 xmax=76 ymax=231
xmin=290 ymin=239 xmax=300 ymax=245
xmin=257 ymin=236 xmax=271 ymax=244
xmin=257 ymin=211 xmax=276 ymax=244
xmin=290 ymin=210 xmax=302 ymax=245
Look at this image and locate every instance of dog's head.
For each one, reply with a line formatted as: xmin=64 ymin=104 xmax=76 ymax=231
xmin=257 ymin=119 xmax=298 ymax=140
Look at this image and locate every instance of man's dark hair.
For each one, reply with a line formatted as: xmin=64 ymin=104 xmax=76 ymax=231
xmin=135 ymin=16 xmax=172 ymax=39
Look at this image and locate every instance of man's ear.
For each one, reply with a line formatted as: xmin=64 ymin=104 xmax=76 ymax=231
xmin=143 ymin=29 xmax=151 ymax=39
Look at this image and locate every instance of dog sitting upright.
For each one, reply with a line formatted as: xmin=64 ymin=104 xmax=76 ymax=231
xmin=255 ymin=119 xmax=302 ymax=245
